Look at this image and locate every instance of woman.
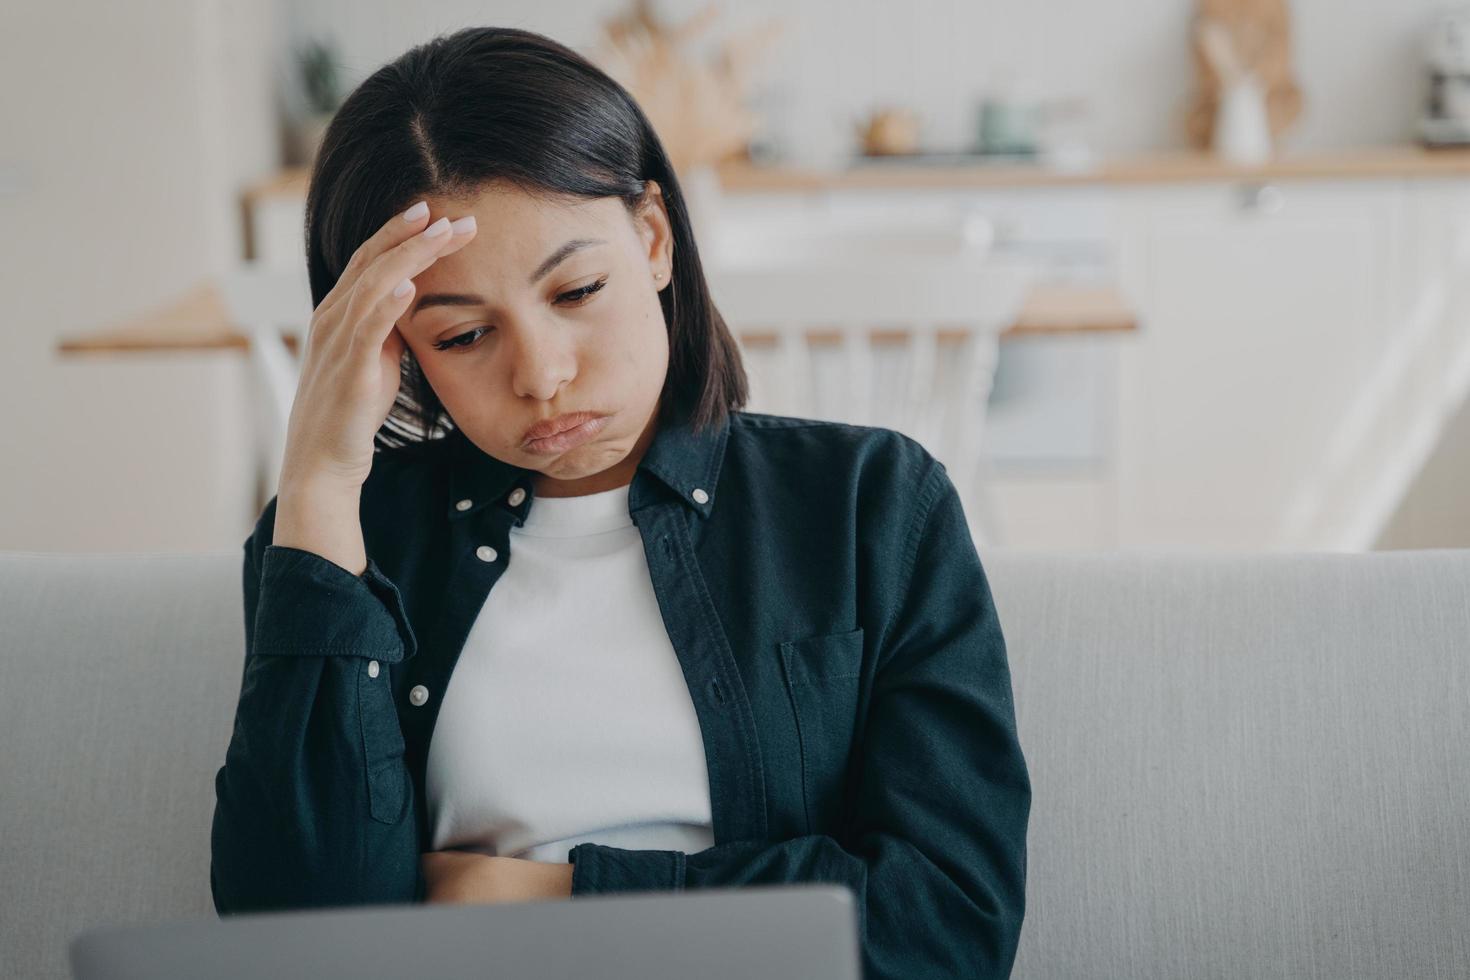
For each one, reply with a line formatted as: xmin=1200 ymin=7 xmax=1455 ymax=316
xmin=211 ymin=25 xmax=1031 ymax=979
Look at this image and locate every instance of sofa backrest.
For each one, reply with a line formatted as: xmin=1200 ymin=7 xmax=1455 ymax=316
xmin=1 ymin=548 xmax=1467 ymax=978
xmin=1 ymin=551 xmax=243 ymax=979
xmin=996 ymin=549 xmax=1470 ymax=979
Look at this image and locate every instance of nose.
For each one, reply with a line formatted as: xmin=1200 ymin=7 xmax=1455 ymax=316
xmin=508 ymin=323 xmax=577 ymax=402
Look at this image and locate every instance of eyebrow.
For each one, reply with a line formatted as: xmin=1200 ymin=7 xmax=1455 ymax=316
xmin=410 ymin=237 xmax=608 ymax=318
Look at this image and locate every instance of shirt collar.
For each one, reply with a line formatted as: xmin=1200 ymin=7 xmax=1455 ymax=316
xmin=444 ymin=404 xmax=731 ymax=524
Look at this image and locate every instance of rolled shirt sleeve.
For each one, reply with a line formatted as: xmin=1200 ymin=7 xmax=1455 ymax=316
xmin=211 ymin=509 xmax=425 ymax=914
xmin=250 ymin=545 xmax=418 ymax=659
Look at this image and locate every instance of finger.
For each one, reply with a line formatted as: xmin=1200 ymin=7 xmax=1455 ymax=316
xmin=315 ymin=201 xmax=440 ymax=320
xmin=382 ymin=323 xmax=406 ymax=364
xmin=353 ymin=215 xmax=477 ymax=347
xmin=373 ymin=214 xmax=478 ymax=288
xmin=326 ymin=213 xmax=472 ymax=351
xmin=316 ymin=199 xmax=435 ymax=326
xmin=432 ymin=229 xmax=478 ymax=262
xmin=341 ymin=199 xmax=434 ymax=283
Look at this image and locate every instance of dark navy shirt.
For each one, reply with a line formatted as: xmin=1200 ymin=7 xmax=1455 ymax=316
xmin=211 ymin=406 xmax=1031 ymax=978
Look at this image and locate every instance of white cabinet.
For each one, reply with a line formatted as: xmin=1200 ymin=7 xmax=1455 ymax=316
xmin=241 ymin=173 xmax=1470 ymax=551
xmin=1111 ymin=180 xmax=1404 ymax=549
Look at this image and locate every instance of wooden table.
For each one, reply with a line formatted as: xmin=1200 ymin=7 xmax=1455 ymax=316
xmin=53 ymin=275 xmax=1135 ymax=530
xmin=55 ymin=279 xmax=1135 ymax=356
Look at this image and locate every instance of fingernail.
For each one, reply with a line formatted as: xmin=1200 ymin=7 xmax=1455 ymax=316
xmin=423 ymin=216 xmax=451 ymax=238
xmin=450 ymin=215 xmax=476 ymax=235
xmin=394 ymin=278 xmax=414 ymax=297
xmin=403 ymin=201 xmax=429 ymax=222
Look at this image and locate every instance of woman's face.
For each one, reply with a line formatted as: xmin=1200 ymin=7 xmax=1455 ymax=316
xmin=397 ymin=181 xmax=674 ymax=498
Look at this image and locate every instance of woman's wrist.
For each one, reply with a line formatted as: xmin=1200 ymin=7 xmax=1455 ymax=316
xmin=274 ymin=479 xmax=367 ymax=576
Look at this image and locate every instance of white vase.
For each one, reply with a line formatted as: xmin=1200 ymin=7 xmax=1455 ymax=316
xmin=1214 ymin=74 xmax=1273 ymax=165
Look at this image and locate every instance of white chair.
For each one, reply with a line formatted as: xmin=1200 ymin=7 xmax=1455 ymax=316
xmin=216 ymin=263 xmax=311 ymax=513
xmin=706 ymin=237 xmax=1037 ymax=546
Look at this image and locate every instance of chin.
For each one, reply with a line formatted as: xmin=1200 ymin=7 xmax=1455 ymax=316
xmin=531 ymin=444 xmax=621 ymax=473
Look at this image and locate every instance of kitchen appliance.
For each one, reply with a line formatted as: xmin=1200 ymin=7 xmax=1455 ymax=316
xmin=1421 ymin=7 xmax=1470 ymax=146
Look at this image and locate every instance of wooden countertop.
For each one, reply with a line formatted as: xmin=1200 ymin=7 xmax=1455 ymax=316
xmin=244 ymin=145 xmax=1470 ymax=205
xmin=55 ymin=279 xmax=1136 ymax=357
xmin=716 ymin=145 xmax=1470 ymax=191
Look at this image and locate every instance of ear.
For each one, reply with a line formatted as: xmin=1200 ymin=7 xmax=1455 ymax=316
xmin=634 ymin=180 xmax=675 ymax=283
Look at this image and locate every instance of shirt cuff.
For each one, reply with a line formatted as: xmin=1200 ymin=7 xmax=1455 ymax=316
xmin=567 ymin=843 xmax=686 ymax=895
xmin=251 ymin=545 xmax=418 ymax=661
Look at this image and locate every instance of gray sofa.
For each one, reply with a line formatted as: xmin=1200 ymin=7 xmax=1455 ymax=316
xmin=2 ymin=547 xmax=1467 ymax=979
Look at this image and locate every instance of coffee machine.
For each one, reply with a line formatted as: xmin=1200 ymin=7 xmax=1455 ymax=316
xmin=1421 ymin=7 xmax=1470 ymax=146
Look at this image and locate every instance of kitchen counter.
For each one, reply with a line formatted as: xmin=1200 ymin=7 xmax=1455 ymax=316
xmin=242 ymin=145 xmax=1470 ymax=209
xmin=716 ymin=145 xmax=1470 ymax=191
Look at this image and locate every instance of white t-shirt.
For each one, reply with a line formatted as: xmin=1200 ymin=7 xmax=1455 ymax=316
xmin=424 ymin=481 xmax=717 ymax=863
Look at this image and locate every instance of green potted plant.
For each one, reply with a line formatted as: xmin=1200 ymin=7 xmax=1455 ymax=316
xmin=294 ymin=38 xmax=343 ymax=167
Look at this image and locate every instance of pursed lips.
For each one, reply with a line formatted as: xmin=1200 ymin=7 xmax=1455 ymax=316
xmin=521 ymin=411 xmax=604 ymax=446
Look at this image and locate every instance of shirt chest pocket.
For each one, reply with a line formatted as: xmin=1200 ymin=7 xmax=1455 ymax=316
xmin=778 ymin=626 xmax=866 ymax=837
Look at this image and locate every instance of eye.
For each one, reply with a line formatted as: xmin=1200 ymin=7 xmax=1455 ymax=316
xmin=556 ymin=275 xmax=608 ymax=306
xmin=430 ymin=277 xmax=608 ymax=353
xmin=432 ymin=327 xmax=489 ymax=353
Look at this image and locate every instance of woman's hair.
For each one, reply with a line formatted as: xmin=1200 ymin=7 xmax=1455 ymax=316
xmin=303 ymin=26 xmax=749 ymax=449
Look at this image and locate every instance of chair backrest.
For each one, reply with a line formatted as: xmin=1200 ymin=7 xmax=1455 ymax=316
xmin=218 ymin=263 xmax=312 ymax=504
xmin=707 ymin=242 xmax=1035 ymax=536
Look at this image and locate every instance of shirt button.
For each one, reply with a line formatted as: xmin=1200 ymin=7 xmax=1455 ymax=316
xmin=691 ymin=488 xmax=709 ymax=504
xmin=476 ymin=545 xmax=498 ymax=562
xmin=507 ymin=487 xmax=527 ymax=506
xmin=455 ymin=498 xmax=473 ymax=511
xmin=367 ymin=660 xmax=380 ymax=678
xmin=409 ymin=685 xmax=430 ymax=706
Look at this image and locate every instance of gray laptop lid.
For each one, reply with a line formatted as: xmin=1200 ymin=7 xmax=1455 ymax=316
xmin=70 ymin=884 xmax=860 ymax=980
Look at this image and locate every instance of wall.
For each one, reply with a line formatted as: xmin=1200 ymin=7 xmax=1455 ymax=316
xmin=0 ymin=0 xmax=1460 ymax=553
xmin=286 ymin=0 xmax=1442 ymax=163
xmin=0 ymin=0 xmax=281 ymax=553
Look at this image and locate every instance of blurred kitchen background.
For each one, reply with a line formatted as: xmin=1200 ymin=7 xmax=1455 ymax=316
xmin=5 ymin=0 xmax=1470 ymax=554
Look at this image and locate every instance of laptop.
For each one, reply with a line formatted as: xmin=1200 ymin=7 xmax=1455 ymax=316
xmin=70 ymin=883 xmax=861 ymax=980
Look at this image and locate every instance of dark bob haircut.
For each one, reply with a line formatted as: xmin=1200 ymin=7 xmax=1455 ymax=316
xmin=302 ymin=25 xmax=749 ymax=450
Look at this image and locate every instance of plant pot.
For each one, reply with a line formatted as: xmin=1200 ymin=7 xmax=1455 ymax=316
xmin=293 ymin=110 xmax=335 ymax=168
